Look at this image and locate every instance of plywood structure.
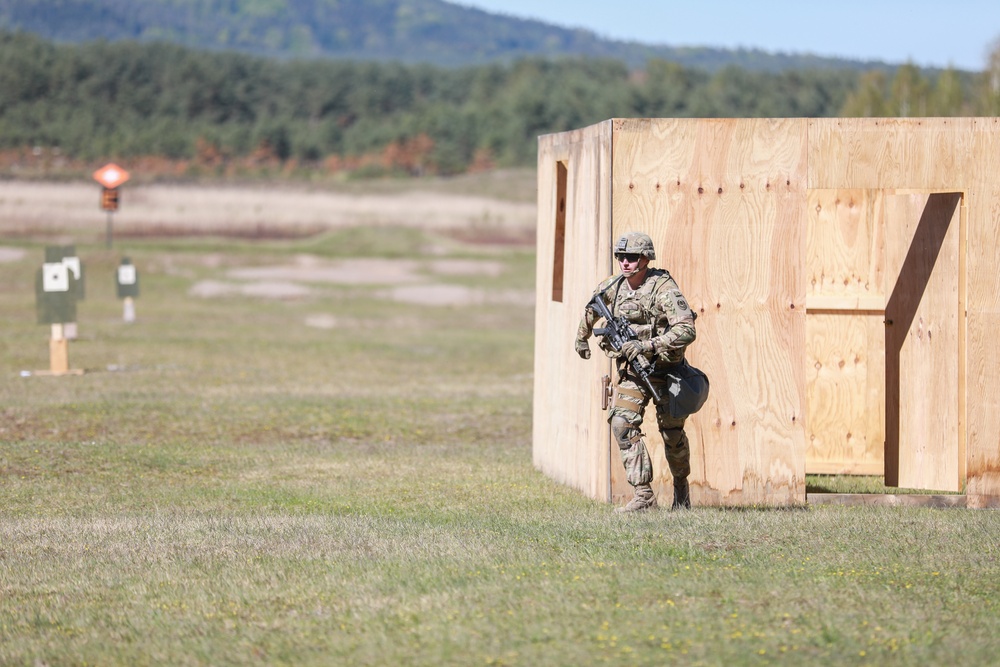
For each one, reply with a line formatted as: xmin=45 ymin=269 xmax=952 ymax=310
xmin=883 ymin=192 xmax=963 ymax=491
xmin=535 ymin=117 xmax=1000 ymax=508
xmin=533 ymin=122 xmax=615 ymax=500
xmin=806 ymin=189 xmax=887 ymax=475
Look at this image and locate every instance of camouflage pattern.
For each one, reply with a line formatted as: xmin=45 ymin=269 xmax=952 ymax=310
xmin=614 ymin=231 xmax=656 ymax=260
xmin=576 ymin=259 xmax=697 ymax=507
xmin=577 ymin=268 xmax=696 ymax=366
xmin=610 ymin=372 xmax=691 ymax=485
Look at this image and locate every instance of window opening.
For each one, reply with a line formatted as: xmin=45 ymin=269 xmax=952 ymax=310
xmin=552 ymin=160 xmax=568 ymax=302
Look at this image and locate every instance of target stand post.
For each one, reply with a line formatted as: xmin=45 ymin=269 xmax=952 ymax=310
xmin=33 ymin=256 xmax=84 ymax=376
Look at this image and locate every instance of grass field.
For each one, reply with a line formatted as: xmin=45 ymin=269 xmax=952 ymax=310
xmin=2 ymin=175 xmax=1000 ymax=666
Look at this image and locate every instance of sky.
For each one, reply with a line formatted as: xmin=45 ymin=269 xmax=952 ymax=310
xmin=454 ymin=0 xmax=1000 ymax=71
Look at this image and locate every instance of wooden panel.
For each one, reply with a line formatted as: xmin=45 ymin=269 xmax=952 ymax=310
xmin=806 ymin=189 xmax=886 ymax=304
xmin=964 ymin=122 xmax=1000 ymax=505
xmin=807 ymin=118 xmax=977 ymax=191
xmin=884 ymin=192 xmax=962 ymax=491
xmin=805 ymin=189 xmax=886 ymax=474
xmin=808 ymin=118 xmax=1000 ymax=500
xmin=806 ymin=312 xmax=884 ymax=474
xmin=533 ymin=122 xmax=615 ymax=500
xmin=610 ymin=118 xmax=807 ymax=506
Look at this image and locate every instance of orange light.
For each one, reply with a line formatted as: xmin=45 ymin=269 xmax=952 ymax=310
xmin=93 ymin=163 xmax=130 ymax=189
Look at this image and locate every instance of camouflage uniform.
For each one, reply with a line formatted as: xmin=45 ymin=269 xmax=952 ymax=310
xmin=575 ymin=233 xmax=697 ymax=511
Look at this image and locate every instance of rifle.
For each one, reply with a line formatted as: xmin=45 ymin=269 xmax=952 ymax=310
xmin=586 ymin=292 xmax=662 ymax=402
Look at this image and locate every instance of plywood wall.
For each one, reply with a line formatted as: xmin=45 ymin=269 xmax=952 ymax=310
xmin=609 ymin=118 xmax=808 ymax=506
xmin=535 ymin=117 xmax=1000 ymax=507
xmin=805 ymin=188 xmax=964 ymax=487
xmin=965 ymin=123 xmax=1000 ymax=506
xmin=533 ymin=122 xmax=616 ymax=500
xmin=806 ymin=189 xmax=887 ymax=474
xmin=808 ymin=118 xmax=1000 ymax=504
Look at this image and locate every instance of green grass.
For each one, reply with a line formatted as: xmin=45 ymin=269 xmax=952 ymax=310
xmin=2 ymin=231 xmax=999 ymax=666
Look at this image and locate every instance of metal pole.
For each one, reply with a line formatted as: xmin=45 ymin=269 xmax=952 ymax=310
xmin=106 ymin=211 xmax=113 ymax=248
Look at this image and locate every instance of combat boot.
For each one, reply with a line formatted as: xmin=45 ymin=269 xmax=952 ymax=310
xmin=615 ymin=484 xmax=657 ymax=513
xmin=672 ymin=477 xmax=691 ymax=510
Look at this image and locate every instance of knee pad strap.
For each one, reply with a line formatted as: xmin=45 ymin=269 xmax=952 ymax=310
xmin=611 ymin=415 xmax=642 ymax=450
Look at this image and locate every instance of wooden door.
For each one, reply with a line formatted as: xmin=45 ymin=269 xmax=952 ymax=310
xmin=805 ymin=189 xmax=887 ymax=475
xmin=884 ymin=192 xmax=964 ymax=491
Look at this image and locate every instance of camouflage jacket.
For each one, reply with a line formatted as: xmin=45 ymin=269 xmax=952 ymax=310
xmin=577 ymin=268 xmax=696 ymax=366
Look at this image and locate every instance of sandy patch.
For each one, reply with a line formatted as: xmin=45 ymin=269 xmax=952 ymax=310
xmin=304 ymin=313 xmax=424 ymax=330
xmin=0 ymin=181 xmax=536 ymax=238
xmin=0 ymin=246 xmax=27 ymax=263
xmin=189 ymin=280 xmax=311 ymax=299
xmin=193 ymin=256 xmax=530 ymax=306
xmin=241 ymin=281 xmax=312 ymax=299
xmin=304 ymin=314 xmax=342 ymax=329
xmin=225 ymin=256 xmax=504 ymax=284
xmin=378 ymin=284 xmax=533 ymax=307
xmin=227 ymin=258 xmax=423 ymax=285
xmin=428 ymin=259 xmax=504 ymax=277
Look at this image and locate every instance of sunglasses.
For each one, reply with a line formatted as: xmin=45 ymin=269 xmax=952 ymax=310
xmin=615 ymin=253 xmax=642 ymax=263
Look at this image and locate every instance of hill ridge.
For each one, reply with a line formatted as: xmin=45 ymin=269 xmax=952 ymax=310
xmin=0 ymin=0 xmax=905 ymax=72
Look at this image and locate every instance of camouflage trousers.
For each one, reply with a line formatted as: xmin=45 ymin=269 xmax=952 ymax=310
xmin=608 ymin=372 xmax=690 ymax=488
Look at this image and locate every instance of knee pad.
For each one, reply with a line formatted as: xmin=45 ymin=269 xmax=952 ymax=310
xmin=611 ymin=414 xmax=642 ymax=451
xmin=661 ymin=428 xmax=686 ymax=450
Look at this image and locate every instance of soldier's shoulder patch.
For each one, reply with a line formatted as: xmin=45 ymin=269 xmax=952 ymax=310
xmin=662 ymin=288 xmax=691 ymax=314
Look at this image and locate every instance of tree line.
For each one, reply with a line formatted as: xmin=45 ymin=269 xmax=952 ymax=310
xmin=0 ymin=30 xmax=995 ymax=179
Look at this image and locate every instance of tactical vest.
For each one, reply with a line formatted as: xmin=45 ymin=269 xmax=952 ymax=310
xmin=596 ymin=269 xmax=694 ymax=366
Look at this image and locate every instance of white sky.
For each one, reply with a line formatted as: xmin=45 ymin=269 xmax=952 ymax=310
xmin=453 ymin=0 xmax=1000 ymax=71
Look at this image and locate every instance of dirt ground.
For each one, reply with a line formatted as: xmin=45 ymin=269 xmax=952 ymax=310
xmin=0 ymin=180 xmax=536 ymax=240
xmin=1 ymin=179 xmax=538 ymax=308
xmin=0 ymin=247 xmax=26 ymax=263
xmin=184 ymin=255 xmax=532 ymax=308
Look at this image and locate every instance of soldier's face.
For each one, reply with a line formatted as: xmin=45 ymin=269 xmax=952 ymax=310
xmin=617 ymin=253 xmax=647 ymax=277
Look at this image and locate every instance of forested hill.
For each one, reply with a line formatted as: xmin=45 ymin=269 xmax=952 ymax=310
xmin=1 ymin=26 xmax=986 ymax=182
xmin=0 ymin=0 xmax=895 ymax=72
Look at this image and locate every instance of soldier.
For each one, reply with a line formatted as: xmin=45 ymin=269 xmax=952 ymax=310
xmin=575 ymin=231 xmax=698 ymax=512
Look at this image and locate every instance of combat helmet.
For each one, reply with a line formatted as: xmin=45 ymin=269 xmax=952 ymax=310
xmin=614 ymin=231 xmax=655 ymax=260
